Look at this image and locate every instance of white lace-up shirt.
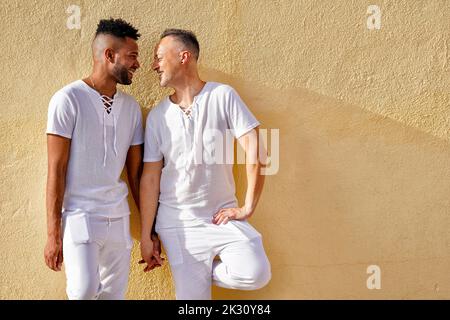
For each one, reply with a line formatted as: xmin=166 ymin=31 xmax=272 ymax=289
xmin=144 ymin=82 xmax=260 ymax=228
xmin=46 ymin=80 xmax=144 ymax=218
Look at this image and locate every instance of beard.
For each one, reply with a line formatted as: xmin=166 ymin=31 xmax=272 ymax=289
xmin=112 ymin=63 xmax=132 ymax=85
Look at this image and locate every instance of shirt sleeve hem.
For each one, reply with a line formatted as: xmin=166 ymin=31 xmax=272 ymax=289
xmin=234 ymin=121 xmax=260 ymax=139
xmin=46 ymin=130 xmax=72 ymax=139
xmin=143 ymin=156 xmax=164 ymax=162
xmin=130 ymin=140 xmax=144 ymax=146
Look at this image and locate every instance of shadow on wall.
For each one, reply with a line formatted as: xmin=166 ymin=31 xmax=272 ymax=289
xmin=127 ymin=68 xmax=450 ymax=299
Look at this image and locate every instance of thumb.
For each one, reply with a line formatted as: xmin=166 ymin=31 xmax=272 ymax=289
xmin=154 ymin=252 xmax=164 ymax=265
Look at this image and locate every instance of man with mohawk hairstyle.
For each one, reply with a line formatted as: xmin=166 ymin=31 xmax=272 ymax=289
xmin=44 ymin=18 xmax=161 ymax=300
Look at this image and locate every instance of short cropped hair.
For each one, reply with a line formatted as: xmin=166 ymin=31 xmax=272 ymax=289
xmin=95 ymin=18 xmax=140 ymax=40
xmin=160 ymin=28 xmax=199 ymax=60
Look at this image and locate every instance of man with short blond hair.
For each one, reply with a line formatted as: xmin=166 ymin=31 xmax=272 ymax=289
xmin=140 ymin=29 xmax=271 ymax=300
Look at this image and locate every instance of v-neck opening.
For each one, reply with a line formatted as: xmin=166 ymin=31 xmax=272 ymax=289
xmin=168 ymin=82 xmax=209 ymax=117
xmin=79 ymin=79 xmax=122 ymax=118
xmin=77 ymin=80 xmax=122 ymax=167
xmin=78 ymin=80 xmax=121 ymax=113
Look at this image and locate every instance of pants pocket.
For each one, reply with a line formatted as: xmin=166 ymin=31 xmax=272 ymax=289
xmin=66 ymin=212 xmax=91 ymax=244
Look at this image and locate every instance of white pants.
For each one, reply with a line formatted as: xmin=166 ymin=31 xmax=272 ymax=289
xmin=62 ymin=213 xmax=132 ymax=300
xmin=157 ymin=220 xmax=271 ymax=300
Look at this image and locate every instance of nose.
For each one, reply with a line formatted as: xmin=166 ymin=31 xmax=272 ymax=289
xmin=135 ymin=59 xmax=141 ymax=69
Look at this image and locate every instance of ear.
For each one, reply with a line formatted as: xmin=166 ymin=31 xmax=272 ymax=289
xmin=180 ymin=51 xmax=190 ymax=64
xmin=104 ymin=48 xmax=115 ymax=63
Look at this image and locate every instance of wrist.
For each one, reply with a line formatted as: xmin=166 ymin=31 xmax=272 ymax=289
xmin=47 ymin=228 xmax=61 ymax=239
xmin=140 ymin=238 xmax=152 ymax=246
xmin=140 ymin=233 xmax=152 ymax=242
xmin=47 ymin=233 xmax=62 ymax=242
xmin=241 ymin=205 xmax=254 ymax=218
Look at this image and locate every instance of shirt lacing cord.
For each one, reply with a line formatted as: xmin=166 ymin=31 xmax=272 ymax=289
xmin=101 ymin=95 xmax=118 ymax=167
xmin=180 ymin=104 xmax=193 ymax=119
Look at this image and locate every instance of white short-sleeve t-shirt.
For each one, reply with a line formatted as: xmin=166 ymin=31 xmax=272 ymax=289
xmin=47 ymin=80 xmax=144 ymax=218
xmin=144 ymin=82 xmax=260 ymax=228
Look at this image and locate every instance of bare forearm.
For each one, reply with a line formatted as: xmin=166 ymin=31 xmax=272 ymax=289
xmin=244 ymin=162 xmax=265 ymax=216
xmin=46 ymin=171 xmax=65 ymax=238
xmin=139 ymin=179 xmax=159 ymax=241
xmin=128 ymin=173 xmax=141 ymax=211
xmin=46 ymin=134 xmax=70 ymax=244
xmin=125 ymin=144 xmax=143 ymax=211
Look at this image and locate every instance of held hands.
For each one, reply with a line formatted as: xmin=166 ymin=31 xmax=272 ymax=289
xmin=44 ymin=236 xmax=63 ymax=271
xmin=139 ymin=234 xmax=164 ymax=272
xmin=212 ymin=206 xmax=252 ymax=225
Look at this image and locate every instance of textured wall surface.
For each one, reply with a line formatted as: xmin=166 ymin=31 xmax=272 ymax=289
xmin=0 ymin=0 xmax=449 ymax=299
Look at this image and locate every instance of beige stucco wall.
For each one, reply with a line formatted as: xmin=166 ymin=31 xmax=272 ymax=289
xmin=1 ymin=0 xmax=449 ymax=299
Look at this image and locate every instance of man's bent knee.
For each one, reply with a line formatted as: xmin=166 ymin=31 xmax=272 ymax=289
xmin=229 ymin=261 xmax=271 ymax=290
xmin=248 ymin=263 xmax=271 ymax=290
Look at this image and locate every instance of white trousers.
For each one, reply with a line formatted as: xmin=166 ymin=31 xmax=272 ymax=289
xmin=157 ymin=220 xmax=271 ymax=300
xmin=62 ymin=213 xmax=132 ymax=300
